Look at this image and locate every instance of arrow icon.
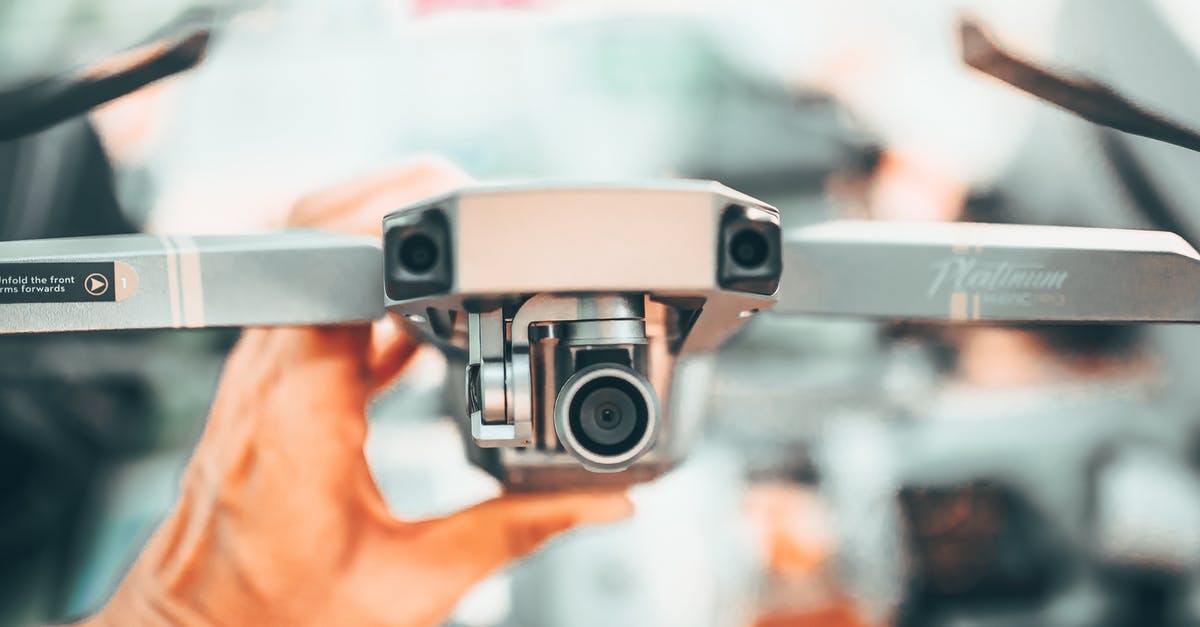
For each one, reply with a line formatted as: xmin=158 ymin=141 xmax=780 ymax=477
xmin=84 ymin=273 xmax=109 ymax=296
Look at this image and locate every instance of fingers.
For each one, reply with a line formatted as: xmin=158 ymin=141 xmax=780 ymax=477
xmin=285 ymin=156 xmax=466 ymax=387
xmin=262 ymin=325 xmax=376 ymax=411
xmin=186 ymin=315 xmax=419 ymax=520
xmin=194 ymin=155 xmax=469 ymax=455
xmin=188 ymin=325 xmax=375 ymax=490
xmin=288 ymin=156 xmax=471 ymax=236
xmin=198 ymin=316 xmax=415 ymax=452
xmin=244 ymin=326 xmax=377 ymax=480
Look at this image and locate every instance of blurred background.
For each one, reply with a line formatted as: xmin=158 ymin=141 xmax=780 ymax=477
xmin=2 ymin=0 xmax=1200 ymax=625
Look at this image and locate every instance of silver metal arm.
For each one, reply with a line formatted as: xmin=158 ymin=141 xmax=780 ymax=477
xmin=777 ymin=221 xmax=1200 ymax=322
xmin=0 ymin=231 xmax=383 ymax=333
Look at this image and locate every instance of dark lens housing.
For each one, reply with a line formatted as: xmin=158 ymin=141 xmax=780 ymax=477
xmin=384 ymin=208 xmax=453 ymax=300
xmin=717 ymin=204 xmax=781 ymax=295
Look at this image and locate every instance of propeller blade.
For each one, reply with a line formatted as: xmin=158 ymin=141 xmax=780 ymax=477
xmin=959 ymin=17 xmax=1200 ymax=155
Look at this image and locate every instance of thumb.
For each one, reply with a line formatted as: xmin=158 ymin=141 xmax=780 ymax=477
xmin=464 ymin=491 xmax=634 ymax=562
xmin=393 ymin=491 xmax=633 ymax=592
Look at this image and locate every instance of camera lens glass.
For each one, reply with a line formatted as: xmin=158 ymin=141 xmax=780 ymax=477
xmin=398 ymin=232 xmax=439 ymax=273
xmin=568 ymin=376 xmax=649 ymax=457
xmin=729 ymin=228 xmax=769 ymax=269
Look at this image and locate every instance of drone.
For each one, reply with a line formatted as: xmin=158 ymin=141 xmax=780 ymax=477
xmin=3 ymin=18 xmax=1200 ymax=491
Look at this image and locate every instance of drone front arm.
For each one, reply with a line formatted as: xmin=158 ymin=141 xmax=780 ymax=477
xmin=0 ymin=231 xmax=383 ymax=333
xmin=777 ymin=220 xmax=1200 ymax=323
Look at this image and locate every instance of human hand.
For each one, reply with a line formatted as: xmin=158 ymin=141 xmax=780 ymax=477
xmin=79 ymin=159 xmax=633 ymax=627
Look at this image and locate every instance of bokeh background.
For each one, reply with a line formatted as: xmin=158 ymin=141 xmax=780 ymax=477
xmin=2 ymin=1 xmax=1200 ymax=625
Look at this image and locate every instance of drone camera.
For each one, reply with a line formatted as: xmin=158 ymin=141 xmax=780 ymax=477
xmin=525 ymin=311 xmax=662 ymax=472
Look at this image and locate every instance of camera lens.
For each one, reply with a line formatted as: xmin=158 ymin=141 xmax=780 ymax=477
xmin=554 ymin=365 xmax=659 ymax=470
xmin=729 ymin=228 xmax=769 ymax=269
xmin=576 ymin=383 xmax=641 ymax=447
xmin=398 ymin=232 xmax=439 ymax=273
xmin=569 ymin=376 xmax=648 ymax=457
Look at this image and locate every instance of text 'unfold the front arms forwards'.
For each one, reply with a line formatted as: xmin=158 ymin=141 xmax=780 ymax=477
xmin=0 ymin=231 xmax=382 ymax=333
